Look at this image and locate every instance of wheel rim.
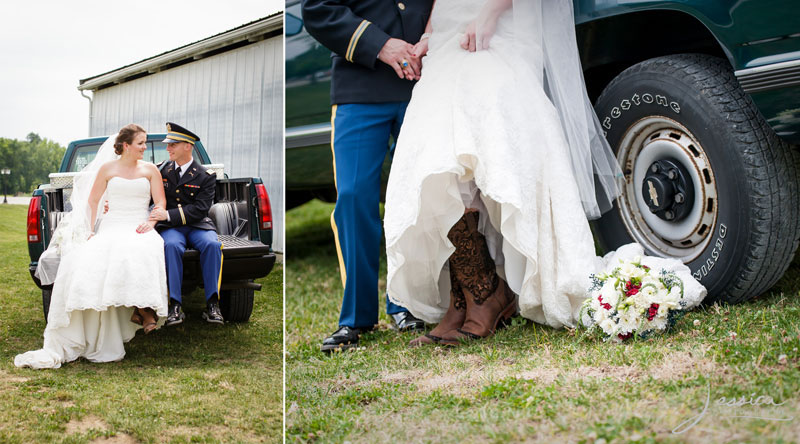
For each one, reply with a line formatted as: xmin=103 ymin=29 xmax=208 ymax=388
xmin=616 ymin=116 xmax=718 ymax=262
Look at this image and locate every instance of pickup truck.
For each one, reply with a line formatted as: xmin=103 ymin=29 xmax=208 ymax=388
xmin=285 ymin=0 xmax=800 ymax=305
xmin=26 ymin=134 xmax=276 ymax=322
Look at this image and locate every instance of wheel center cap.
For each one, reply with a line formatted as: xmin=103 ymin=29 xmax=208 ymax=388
xmin=641 ymin=158 xmax=694 ymax=221
xmin=644 ymin=177 xmax=671 ymax=211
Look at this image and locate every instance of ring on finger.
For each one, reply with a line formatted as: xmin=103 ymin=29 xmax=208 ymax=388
xmin=401 ymin=59 xmax=409 ymax=68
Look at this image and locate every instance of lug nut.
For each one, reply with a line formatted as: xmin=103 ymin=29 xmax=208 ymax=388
xmin=667 ymin=169 xmax=678 ymax=180
xmin=665 ymin=210 xmax=675 ymax=220
xmin=675 ymin=193 xmax=685 ymax=203
xmin=651 ymin=164 xmax=660 ymax=173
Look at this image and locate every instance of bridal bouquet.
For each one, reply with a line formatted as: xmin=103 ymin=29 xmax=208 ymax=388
xmin=579 ymin=256 xmax=688 ymax=342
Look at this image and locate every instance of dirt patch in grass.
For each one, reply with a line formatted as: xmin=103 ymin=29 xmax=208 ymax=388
xmin=165 ymin=424 xmax=263 ymax=442
xmin=90 ymin=434 xmax=138 ymax=444
xmin=66 ymin=415 xmax=109 ymax=435
xmin=166 ymin=426 xmax=206 ymax=439
xmin=379 ymin=350 xmax=719 ymax=395
xmin=64 ymin=416 xmax=140 ymax=443
xmin=0 ymin=370 xmax=30 ymax=384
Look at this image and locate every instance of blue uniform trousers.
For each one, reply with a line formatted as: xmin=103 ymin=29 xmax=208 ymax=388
xmin=161 ymin=227 xmax=223 ymax=304
xmin=331 ymin=102 xmax=409 ymax=329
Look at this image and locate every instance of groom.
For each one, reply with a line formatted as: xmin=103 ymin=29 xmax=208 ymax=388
xmin=149 ymin=122 xmax=224 ymax=326
xmin=302 ymin=0 xmax=434 ymax=352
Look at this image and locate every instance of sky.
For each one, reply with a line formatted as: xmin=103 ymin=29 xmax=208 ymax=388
xmin=0 ymin=0 xmax=284 ymax=147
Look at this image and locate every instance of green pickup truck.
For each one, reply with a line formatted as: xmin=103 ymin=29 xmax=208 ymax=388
xmin=27 ymin=135 xmax=276 ymax=322
xmin=286 ymin=0 xmax=800 ymax=304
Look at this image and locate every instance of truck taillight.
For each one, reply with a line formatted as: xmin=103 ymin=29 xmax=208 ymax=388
xmin=27 ymin=196 xmax=42 ymax=243
xmin=255 ymin=183 xmax=273 ymax=230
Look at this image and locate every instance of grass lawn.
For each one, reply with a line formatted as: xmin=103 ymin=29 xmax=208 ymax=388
xmin=0 ymin=204 xmax=283 ymax=443
xmin=286 ymin=199 xmax=800 ymax=443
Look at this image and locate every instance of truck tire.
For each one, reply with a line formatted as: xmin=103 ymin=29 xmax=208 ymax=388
xmin=42 ymin=288 xmax=52 ymax=322
xmin=221 ymin=288 xmax=255 ymax=322
xmin=593 ymin=54 xmax=800 ymax=303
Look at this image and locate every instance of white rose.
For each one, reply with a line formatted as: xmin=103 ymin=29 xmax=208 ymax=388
xmin=600 ymin=318 xmax=617 ymax=335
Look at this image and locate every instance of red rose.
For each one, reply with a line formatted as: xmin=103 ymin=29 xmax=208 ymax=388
xmin=646 ymin=303 xmax=660 ymax=321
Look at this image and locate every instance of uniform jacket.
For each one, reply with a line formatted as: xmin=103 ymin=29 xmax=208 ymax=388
xmin=156 ymin=159 xmax=217 ymax=232
xmin=301 ymin=0 xmax=434 ymax=105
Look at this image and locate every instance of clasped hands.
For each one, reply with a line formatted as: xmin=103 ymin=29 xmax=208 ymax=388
xmin=378 ymin=38 xmax=428 ymax=81
xmin=135 ymin=205 xmax=168 ymax=234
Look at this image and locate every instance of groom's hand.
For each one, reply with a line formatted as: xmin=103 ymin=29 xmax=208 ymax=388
xmin=378 ymin=38 xmax=420 ymax=81
xmin=149 ymin=206 xmax=168 ymax=222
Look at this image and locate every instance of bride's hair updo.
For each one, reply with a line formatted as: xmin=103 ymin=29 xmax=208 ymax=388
xmin=114 ymin=124 xmax=146 ymax=155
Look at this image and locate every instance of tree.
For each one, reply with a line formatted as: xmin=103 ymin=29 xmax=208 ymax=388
xmin=0 ymin=133 xmax=65 ymax=195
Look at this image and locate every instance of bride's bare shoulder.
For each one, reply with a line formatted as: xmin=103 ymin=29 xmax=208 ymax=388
xmin=96 ymin=159 xmax=119 ymax=177
xmin=139 ymin=161 xmax=160 ymax=177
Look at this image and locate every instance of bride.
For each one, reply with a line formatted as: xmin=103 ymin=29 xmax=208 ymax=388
xmin=15 ymin=124 xmax=168 ymax=368
xmin=384 ymin=0 xmax=706 ymax=345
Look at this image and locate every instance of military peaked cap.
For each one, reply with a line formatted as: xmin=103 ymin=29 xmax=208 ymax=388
xmin=163 ymin=122 xmax=200 ymax=145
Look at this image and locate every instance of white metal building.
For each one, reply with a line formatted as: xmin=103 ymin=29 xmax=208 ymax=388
xmin=78 ymin=13 xmax=284 ymax=252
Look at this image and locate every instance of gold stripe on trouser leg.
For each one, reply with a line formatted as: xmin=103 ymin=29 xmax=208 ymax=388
xmin=330 ymin=105 xmax=347 ymax=287
xmin=217 ymin=242 xmax=224 ymax=294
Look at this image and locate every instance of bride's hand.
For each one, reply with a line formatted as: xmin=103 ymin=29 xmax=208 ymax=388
xmin=412 ymin=38 xmax=429 ymax=60
xmin=461 ymin=19 xmax=498 ymax=52
xmin=136 ymin=222 xmax=154 ymax=234
xmin=461 ymin=0 xmax=507 ymax=52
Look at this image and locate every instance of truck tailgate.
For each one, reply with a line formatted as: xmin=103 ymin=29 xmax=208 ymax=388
xmin=182 ymin=235 xmax=275 ymax=281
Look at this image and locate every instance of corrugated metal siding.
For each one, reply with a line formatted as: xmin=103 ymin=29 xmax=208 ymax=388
xmin=89 ymin=36 xmax=284 ymax=252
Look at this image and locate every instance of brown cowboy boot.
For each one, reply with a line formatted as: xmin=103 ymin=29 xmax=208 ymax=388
xmin=409 ymin=212 xmax=473 ymax=346
xmin=449 ymin=209 xmax=516 ymax=341
xmin=409 ymin=266 xmax=467 ymax=347
xmin=457 ymin=279 xmax=516 ymax=339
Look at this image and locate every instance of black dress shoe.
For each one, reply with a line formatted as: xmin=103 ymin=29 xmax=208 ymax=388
xmin=321 ymin=326 xmax=368 ymax=353
xmin=391 ymin=311 xmax=425 ymax=332
xmin=202 ymin=301 xmax=224 ymax=324
xmin=165 ymin=303 xmax=185 ymax=326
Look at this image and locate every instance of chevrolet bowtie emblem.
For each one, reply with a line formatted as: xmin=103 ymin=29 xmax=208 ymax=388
xmin=647 ymin=180 xmax=659 ymax=207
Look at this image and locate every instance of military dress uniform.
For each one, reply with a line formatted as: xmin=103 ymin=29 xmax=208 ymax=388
xmin=302 ymin=0 xmax=433 ymax=342
xmin=156 ymin=123 xmax=223 ymax=324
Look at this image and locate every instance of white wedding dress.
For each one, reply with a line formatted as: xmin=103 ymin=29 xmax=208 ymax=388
xmin=385 ymin=0 xmax=706 ymax=328
xmin=15 ymin=177 xmax=168 ymax=369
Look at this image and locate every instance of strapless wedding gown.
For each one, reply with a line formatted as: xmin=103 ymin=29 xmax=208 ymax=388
xmin=15 ymin=177 xmax=168 ymax=369
xmin=385 ymin=0 xmax=706 ymax=328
